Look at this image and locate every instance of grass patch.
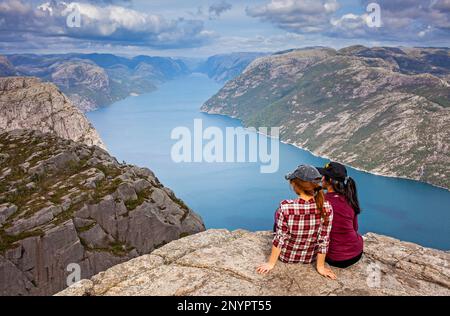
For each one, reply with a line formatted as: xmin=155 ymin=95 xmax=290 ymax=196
xmin=0 ymin=229 xmax=45 ymax=254
xmin=91 ymin=178 xmax=123 ymax=204
xmin=79 ymin=238 xmax=133 ymax=257
xmin=172 ymin=196 xmax=189 ymax=211
xmin=76 ymin=223 xmax=96 ymax=233
xmin=125 ymin=188 xmax=153 ymax=211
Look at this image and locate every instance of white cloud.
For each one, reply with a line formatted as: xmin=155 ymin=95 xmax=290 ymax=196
xmin=246 ymin=0 xmax=450 ymax=45
xmin=246 ymin=0 xmax=340 ymax=33
xmin=0 ymin=0 xmax=214 ymax=49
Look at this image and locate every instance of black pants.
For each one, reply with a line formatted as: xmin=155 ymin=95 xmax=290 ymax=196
xmin=326 ymin=252 xmax=363 ymax=268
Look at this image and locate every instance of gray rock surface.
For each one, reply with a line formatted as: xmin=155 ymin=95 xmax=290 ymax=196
xmin=57 ymin=229 xmax=450 ymax=296
xmin=0 ymin=77 xmax=106 ymax=149
xmin=0 ymin=204 xmax=17 ymax=226
xmin=0 ymin=130 xmax=205 ymax=296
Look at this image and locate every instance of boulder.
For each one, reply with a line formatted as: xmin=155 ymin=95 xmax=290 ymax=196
xmin=0 ymin=203 xmax=18 ymax=225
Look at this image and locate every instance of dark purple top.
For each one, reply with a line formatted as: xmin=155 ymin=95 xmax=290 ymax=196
xmin=325 ymin=192 xmax=364 ymax=262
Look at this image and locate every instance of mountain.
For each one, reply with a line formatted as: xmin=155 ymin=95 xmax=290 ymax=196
xmin=197 ymin=52 xmax=267 ymax=83
xmin=202 ymin=46 xmax=450 ymax=189
xmin=0 ymin=77 xmax=105 ymax=149
xmin=57 ymin=229 xmax=450 ymax=296
xmin=0 ymin=56 xmax=17 ymax=77
xmin=0 ymin=129 xmax=205 ymax=295
xmin=2 ymin=53 xmax=190 ymax=112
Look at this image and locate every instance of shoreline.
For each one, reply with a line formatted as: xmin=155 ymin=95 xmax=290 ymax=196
xmin=201 ymin=110 xmax=450 ymax=192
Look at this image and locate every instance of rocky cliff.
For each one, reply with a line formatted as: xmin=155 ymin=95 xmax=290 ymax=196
xmin=0 ymin=130 xmax=205 ymax=295
xmin=0 ymin=77 xmax=105 ymax=149
xmin=49 ymin=60 xmax=115 ymax=112
xmin=57 ymin=229 xmax=449 ymax=296
xmin=202 ymin=46 xmax=450 ymax=189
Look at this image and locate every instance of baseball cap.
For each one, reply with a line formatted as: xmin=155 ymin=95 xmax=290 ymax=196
xmin=285 ymin=164 xmax=322 ymax=184
xmin=317 ymin=162 xmax=347 ymax=181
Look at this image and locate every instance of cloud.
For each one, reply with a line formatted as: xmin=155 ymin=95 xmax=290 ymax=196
xmin=246 ymin=0 xmax=450 ymax=45
xmin=330 ymin=0 xmax=450 ymax=42
xmin=246 ymin=0 xmax=340 ymax=33
xmin=0 ymin=0 xmax=214 ymax=50
xmin=209 ymin=1 xmax=232 ymax=19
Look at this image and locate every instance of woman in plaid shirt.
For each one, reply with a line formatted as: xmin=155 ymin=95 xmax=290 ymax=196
xmin=256 ymin=165 xmax=336 ymax=280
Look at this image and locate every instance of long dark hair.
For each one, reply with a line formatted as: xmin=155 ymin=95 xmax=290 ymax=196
xmin=325 ymin=176 xmax=361 ymax=215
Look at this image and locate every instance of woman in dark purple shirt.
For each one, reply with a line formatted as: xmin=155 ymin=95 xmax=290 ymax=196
xmin=317 ymin=162 xmax=364 ymax=268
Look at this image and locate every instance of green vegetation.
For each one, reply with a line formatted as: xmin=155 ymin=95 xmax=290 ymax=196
xmin=78 ymin=237 xmax=133 ymax=257
xmin=75 ymin=222 xmax=96 ymax=233
xmin=0 ymin=228 xmax=45 ymax=253
xmin=179 ymin=232 xmax=190 ymax=239
xmin=0 ymin=131 xmax=129 ymax=253
xmin=203 ymin=48 xmax=450 ymax=189
xmin=91 ymin=178 xmax=123 ymax=204
xmin=125 ymin=188 xmax=153 ymax=211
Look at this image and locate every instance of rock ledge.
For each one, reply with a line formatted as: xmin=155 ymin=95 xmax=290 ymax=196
xmin=57 ymin=229 xmax=449 ymax=296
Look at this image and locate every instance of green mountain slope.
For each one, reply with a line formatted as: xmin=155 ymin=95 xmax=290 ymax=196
xmin=202 ymin=46 xmax=450 ymax=189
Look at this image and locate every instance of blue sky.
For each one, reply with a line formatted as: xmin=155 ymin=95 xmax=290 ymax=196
xmin=0 ymin=0 xmax=449 ymax=57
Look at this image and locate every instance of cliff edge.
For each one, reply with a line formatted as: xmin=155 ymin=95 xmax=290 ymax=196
xmin=57 ymin=229 xmax=449 ymax=296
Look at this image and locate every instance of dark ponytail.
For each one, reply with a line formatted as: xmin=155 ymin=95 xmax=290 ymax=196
xmin=326 ymin=176 xmax=361 ymax=215
xmin=344 ymin=177 xmax=361 ymax=215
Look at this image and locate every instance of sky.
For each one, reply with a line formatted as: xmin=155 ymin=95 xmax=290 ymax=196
xmin=0 ymin=0 xmax=449 ymax=57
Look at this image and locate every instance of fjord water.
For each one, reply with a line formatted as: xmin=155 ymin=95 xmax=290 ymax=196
xmin=88 ymin=73 xmax=450 ymax=250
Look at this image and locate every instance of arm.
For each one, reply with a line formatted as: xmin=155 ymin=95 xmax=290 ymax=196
xmin=316 ymin=253 xmax=336 ymax=280
xmin=256 ymin=245 xmax=282 ymax=274
xmin=257 ymin=208 xmax=289 ymax=274
xmin=353 ymin=214 xmax=359 ymax=232
xmin=316 ymin=206 xmax=337 ymax=280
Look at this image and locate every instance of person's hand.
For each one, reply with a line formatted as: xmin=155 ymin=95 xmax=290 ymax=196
xmin=317 ymin=266 xmax=337 ymax=280
xmin=256 ymin=262 xmax=275 ymax=274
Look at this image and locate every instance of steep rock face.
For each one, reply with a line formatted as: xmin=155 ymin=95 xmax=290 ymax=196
xmin=0 ymin=130 xmax=205 ymax=296
xmin=202 ymin=47 xmax=450 ymax=189
xmin=57 ymin=229 xmax=449 ymax=296
xmin=0 ymin=77 xmax=105 ymax=149
xmin=50 ymin=60 xmax=111 ymax=112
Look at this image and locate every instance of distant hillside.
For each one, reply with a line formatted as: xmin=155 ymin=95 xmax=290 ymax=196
xmin=0 ymin=56 xmax=17 ymax=77
xmin=197 ymin=52 xmax=267 ymax=83
xmin=202 ymin=46 xmax=450 ymax=189
xmin=2 ymin=54 xmax=190 ymax=112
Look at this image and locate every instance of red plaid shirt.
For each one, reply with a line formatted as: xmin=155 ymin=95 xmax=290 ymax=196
xmin=273 ymin=198 xmax=333 ymax=264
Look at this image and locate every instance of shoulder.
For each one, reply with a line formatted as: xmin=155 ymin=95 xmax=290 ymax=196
xmin=278 ymin=199 xmax=298 ymax=214
xmin=325 ymin=192 xmax=341 ymax=201
xmin=280 ymin=199 xmax=295 ymax=206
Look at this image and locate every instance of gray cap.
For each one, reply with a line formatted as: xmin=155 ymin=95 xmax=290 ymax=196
xmin=285 ymin=164 xmax=322 ymax=184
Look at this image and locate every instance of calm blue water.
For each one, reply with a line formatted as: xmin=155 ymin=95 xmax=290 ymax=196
xmin=88 ymin=73 xmax=450 ymax=250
